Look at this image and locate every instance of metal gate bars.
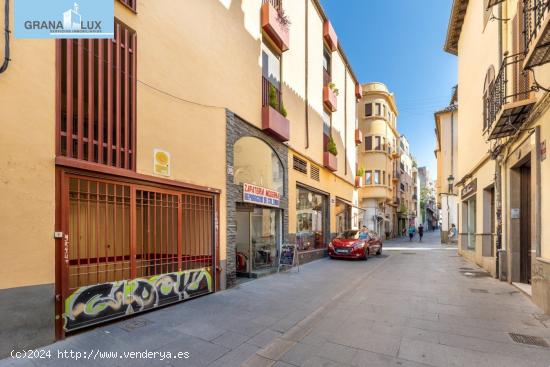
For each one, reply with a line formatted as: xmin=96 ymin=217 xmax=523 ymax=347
xmin=58 ymin=173 xmax=216 ymax=333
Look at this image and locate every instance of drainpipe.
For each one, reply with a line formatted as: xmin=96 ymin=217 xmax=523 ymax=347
xmin=495 ymin=2 xmax=505 ymax=280
xmin=304 ymin=0 xmax=309 ymax=149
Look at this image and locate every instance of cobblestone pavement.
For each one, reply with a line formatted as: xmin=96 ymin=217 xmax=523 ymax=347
xmin=2 ymin=231 xmax=550 ymax=367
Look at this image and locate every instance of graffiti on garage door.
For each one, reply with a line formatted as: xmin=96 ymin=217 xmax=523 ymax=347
xmin=63 ymin=267 xmax=212 ymax=331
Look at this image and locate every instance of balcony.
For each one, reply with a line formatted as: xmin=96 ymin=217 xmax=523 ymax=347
xmin=485 ymin=53 xmax=536 ymax=140
xmin=323 ymin=86 xmax=337 ymax=112
xmin=261 ymin=1 xmax=289 ymax=52
xmin=355 ymin=129 xmax=363 ymax=145
xmin=523 ymin=0 xmax=550 ymax=69
xmin=323 ymin=151 xmax=337 ymax=171
xmin=262 ymin=77 xmax=289 ymax=142
xmin=355 ymin=176 xmax=363 ymax=188
xmin=323 ymin=20 xmax=338 ymax=52
xmin=355 ymin=83 xmax=362 ymax=99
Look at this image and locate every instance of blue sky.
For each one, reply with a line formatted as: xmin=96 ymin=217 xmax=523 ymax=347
xmin=320 ymin=0 xmax=457 ymax=179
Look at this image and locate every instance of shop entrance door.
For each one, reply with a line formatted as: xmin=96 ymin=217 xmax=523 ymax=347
xmin=236 ymin=206 xmax=281 ymax=278
xmin=520 ymin=164 xmax=531 ymax=284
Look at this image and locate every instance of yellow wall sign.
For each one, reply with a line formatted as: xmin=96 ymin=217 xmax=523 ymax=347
xmin=154 ymin=149 xmax=171 ymax=177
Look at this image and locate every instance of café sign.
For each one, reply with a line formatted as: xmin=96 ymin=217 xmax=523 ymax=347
xmin=461 ymin=178 xmax=477 ymax=200
xmin=243 ymin=183 xmax=280 ymax=208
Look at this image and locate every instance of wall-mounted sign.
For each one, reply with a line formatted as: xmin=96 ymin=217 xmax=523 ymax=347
xmin=15 ymin=0 xmax=114 ymax=39
xmin=511 ymin=208 xmax=520 ymax=219
xmin=541 ymin=140 xmax=547 ymax=161
xmin=243 ymin=183 xmax=280 ymax=208
xmin=461 ymin=178 xmax=477 ymax=200
xmin=153 ymin=149 xmax=171 ymax=177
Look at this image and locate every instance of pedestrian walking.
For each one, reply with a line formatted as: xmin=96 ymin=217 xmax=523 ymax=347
xmin=408 ymin=225 xmax=416 ymax=241
xmin=418 ymin=224 xmax=424 ymax=242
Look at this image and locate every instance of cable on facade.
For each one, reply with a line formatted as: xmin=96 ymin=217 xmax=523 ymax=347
xmin=0 ymin=0 xmax=11 ymax=74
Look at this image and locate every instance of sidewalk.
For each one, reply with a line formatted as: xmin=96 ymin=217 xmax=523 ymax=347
xmin=2 ymin=232 xmax=550 ymax=367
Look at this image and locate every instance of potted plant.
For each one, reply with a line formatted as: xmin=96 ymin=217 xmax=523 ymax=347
xmin=356 ymin=167 xmax=365 ymax=187
xmin=263 ymin=83 xmax=290 ymax=142
xmin=327 ymin=136 xmax=338 ymax=156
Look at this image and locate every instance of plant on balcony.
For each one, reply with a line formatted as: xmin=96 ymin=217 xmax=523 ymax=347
xmin=276 ymin=8 xmax=291 ymax=28
xmin=269 ymin=84 xmax=287 ymax=117
xmin=327 ymin=136 xmax=338 ymax=156
xmin=356 ymin=167 xmax=365 ymax=177
xmin=328 ymin=82 xmax=339 ymax=96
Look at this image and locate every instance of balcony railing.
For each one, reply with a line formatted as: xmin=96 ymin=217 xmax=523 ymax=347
xmin=485 ymin=52 xmax=535 ymax=139
xmin=323 ymin=68 xmax=332 ymax=87
xmin=523 ymin=0 xmax=550 ymax=68
xmin=263 ymin=77 xmax=282 ymax=112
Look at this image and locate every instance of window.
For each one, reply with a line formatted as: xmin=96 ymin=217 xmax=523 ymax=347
xmin=375 ymin=103 xmax=381 ymax=116
xmin=365 ymin=136 xmax=372 ymax=151
xmin=382 ymin=104 xmax=386 ymax=117
xmin=483 ymin=66 xmax=495 ymax=131
xmin=365 ymin=103 xmax=372 ymax=117
xmin=374 ymin=170 xmax=380 ymax=185
xmin=382 ymin=137 xmax=386 ymax=151
xmin=323 ymin=48 xmax=331 ymax=74
xmin=374 ymin=136 xmax=381 ymax=150
xmin=293 ymin=155 xmax=307 ymax=174
xmin=366 ymin=171 xmax=372 ymax=185
xmin=296 ymin=186 xmax=328 ymax=251
xmin=57 ymin=20 xmax=137 ymax=170
xmin=466 ymin=198 xmax=477 ymax=249
xmin=118 ymin=0 xmax=137 ymax=11
xmin=383 ymin=171 xmax=386 ymax=185
xmin=262 ymin=43 xmax=282 ymax=110
xmin=323 ymin=110 xmax=331 ymax=136
xmin=234 ymin=137 xmax=284 ymax=194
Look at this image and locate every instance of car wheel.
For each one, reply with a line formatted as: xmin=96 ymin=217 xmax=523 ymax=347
xmin=376 ymin=246 xmax=382 ymax=255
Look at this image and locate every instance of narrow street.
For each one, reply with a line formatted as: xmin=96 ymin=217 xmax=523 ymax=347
xmin=3 ymin=232 xmax=549 ymax=367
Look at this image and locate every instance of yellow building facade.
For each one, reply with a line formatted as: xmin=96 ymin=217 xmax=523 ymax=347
xmin=445 ymin=0 xmax=550 ymax=313
xmin=0 ymin=0 xmax=361 ymax=354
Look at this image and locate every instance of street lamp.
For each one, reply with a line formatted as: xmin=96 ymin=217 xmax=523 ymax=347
xmin=447 ymin=175 xmax=455 ymax=195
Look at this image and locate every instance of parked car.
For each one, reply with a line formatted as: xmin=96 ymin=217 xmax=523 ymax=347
xmin=328 ymin=230 xmax=383 ymax=260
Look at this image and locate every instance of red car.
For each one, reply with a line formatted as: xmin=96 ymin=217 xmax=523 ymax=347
xmin=328 ymin=230 xmax=383 ymax=260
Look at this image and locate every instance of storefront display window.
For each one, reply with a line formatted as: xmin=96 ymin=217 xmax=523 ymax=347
xmin=467 ymin=198 xmax=476 ymax=249
xmin=336 ymin=200 xmax=351 ymax=234
xmin=296 ymin=186 xmax=327 ymax=252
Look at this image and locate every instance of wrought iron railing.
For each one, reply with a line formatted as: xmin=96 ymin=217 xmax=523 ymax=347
xmin=484 ymin=52 xmax=530 ymax=132
xmin=262 ymin=77 xmax=283 ymax=112
xmin=524 ymin=0 xmax=550 ymax=53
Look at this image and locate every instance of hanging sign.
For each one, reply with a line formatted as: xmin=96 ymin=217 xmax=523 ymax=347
xmin=153 ymin=149 xmax=171 ymax=177
xmin=243 ymin=183 xmax=280 ymax=208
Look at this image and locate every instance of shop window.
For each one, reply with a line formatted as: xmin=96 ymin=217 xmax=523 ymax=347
xmin=335 ymin=200 xmax=351 ymax=234
xmin=296 ymin=187 xmax=327 ymax=252
xmin=366 ymin=171 xmax=372 ymax=185
xmin=365 ymin=136 xmax=372 ymax=151
xmin=365 ymin=103 xmax=372 ymax=117
xmin=57 ymin=20 xmax=137 ymax=170
xmin=234 ymin=137 xmax=284 ymax=194
xmin=466 ymin=198 xmax=477 ymax=249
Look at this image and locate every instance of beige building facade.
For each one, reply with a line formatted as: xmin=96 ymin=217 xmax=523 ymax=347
xmin=445 ymin=0 xmax=550 ymax=313
xmin=356 ymin=82 xmax=401 ymax=239
xmin=0 ymin=0 xmax=362 ymax=355
xmin=434 ymin=96 xmax=459 ymax=243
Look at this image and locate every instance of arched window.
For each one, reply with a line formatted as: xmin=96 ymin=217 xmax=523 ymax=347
xmin=233 ymin=137 xmax=284 ymax=194
xmin=483 ymin=66 xmax=495 ymax=131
